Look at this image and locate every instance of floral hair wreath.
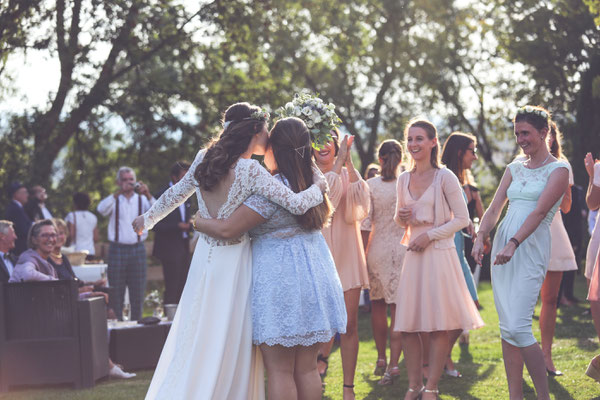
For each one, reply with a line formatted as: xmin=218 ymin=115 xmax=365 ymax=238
xmin=516 ymin=105 xmax=550 ymax=121
xmin=275 ymin=91 xmax=342 ymax=150
xmin=223 ymin=108 xmax=270 ymax=130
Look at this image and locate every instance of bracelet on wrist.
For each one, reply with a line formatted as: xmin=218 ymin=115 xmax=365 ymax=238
xmin=509 ymin=237 xmax=520 ymax=248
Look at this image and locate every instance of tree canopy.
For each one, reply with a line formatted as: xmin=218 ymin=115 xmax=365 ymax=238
xmin=1 ymin=0 xmax=599 ymax=219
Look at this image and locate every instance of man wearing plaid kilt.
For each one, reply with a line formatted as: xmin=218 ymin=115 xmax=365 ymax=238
xmin=98 ymin=167 xmax=155 ymax=321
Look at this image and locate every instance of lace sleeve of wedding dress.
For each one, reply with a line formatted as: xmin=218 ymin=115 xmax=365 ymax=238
xmin=142 ymin=149 xmax=205 ymax=230
xmin=247 ymin=160 xmax=324 ymax=215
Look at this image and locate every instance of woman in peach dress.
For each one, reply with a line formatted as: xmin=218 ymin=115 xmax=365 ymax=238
xmin=363 ymin=139 xmax=406 ymax=386
xmin=315 ymin=130 xmax=370 ymax=400
xmin=394 ymin=119 xmax=484 ymax=400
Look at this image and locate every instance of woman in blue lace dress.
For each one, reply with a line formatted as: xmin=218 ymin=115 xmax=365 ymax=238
xmin=472 ymin=106 xmax=569 ymax=400
xmin=194 ymin=117 xmax=347 ymax=400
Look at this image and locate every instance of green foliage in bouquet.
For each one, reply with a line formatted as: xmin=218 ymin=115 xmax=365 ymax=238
xmin=275 ymin=92 xmax=342 ymax=150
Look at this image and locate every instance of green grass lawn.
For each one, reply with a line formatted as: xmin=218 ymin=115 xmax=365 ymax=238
xmin=2 ymin=276 xmax=599 ymax=399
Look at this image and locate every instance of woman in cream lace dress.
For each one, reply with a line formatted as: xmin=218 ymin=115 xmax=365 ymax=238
xmin=133 ymin=103 xmax=326 ymax=400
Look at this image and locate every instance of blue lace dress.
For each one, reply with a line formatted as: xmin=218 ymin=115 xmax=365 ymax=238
xmin=244 ymin=175 xmax=347 ymax=347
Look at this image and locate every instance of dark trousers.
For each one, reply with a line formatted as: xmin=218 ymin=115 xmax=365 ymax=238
xmin=107 ymin=242 xmax=147 ymax=321
xmin=157 ymin=240 xmax=190 ymax=305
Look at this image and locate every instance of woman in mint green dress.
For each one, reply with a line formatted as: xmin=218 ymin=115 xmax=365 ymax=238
xmin=472 ymin=106 xmax=569 ymax=400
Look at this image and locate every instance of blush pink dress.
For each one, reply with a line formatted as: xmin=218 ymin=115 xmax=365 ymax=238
xmin=322 ymin=168 xmax=370 ymax=291
xmin=393 ymin=168 xmax=484 ymax=332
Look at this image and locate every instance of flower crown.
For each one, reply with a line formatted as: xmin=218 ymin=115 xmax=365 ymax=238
xmin=275 ymin=91 xmax=342 ymax=150
xmin=223 ymin=108 xmax=270 ymax=129
xmin=516 ymin=105 xmax=550 ymax=121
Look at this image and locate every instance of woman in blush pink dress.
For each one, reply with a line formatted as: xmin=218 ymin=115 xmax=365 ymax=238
xmin=363 ymin=140 xmax=406 ymax=386
xmin=315 ymin=130 xmax=370 ymax=400
xmin=539 ymin=121 xmax=578 ymax=377
xmin=585 ymin=155 xmax=600 ymax=383
xmin=393 ymin=119 xmax=484 ymax=400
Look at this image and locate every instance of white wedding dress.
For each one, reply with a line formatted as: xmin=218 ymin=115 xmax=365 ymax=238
xmin=143 ymin=149 xmax=324 ymax=400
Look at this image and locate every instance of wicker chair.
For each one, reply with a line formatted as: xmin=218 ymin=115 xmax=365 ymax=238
xmin=0 ymin=280 xmax=109 ymax=391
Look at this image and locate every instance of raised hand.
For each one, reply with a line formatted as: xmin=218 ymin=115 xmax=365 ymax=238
xmin=585 ymin=152 xmax=595 ymax=177
xmin=132 ymin=215 xmax=145 ymax=235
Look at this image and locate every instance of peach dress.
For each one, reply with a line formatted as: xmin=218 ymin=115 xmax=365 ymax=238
xmin=548 ymin=161 xmax=578 ymax=272
xmin=364 ymin=176 xmax=406 ymax=303
xmin=322 ymin=168 xmax=370 ymax=291
xmin=393 ymin=168 xmax=484 ymax=332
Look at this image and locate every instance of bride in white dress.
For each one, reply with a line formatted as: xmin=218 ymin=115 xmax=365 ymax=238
xmin=132 ymin=103 xmax=326 ymax=400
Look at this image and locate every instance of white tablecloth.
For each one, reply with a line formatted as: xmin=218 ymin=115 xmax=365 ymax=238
xmin=72 ymin=263 xmax=107 ymax=283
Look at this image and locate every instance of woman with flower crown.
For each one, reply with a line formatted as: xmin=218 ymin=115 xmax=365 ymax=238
xmin=192 ymin=116 xmax=347 ymax=400
xmin=132 ymin=102 xmax=327 ymax=400
xmin=472 ymin=105 xmax=569 ymax=400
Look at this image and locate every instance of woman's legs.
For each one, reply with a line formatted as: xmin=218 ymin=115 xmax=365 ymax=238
xmin=445 ymin=329 xmax=463 ymax=374
xmin=341 ymin=288 xmax=361 ymax=400
xmin=317 ymin=338 xmax=333 ymax=376
xmin=388 ymin=303 xmax=403 ymax=370
xmin=501 ymin=340 xmax=525 ymax=400
xmin=260 ymin=344 xmax=297 ymax=400
xmin=501 ymin=339 xmax=550 ymax=400
xmin=401 ymin=332 xmax=423 ymax=400
xmin=423 ymin=330 xmax=449 ymax=398
xmin=371 ymin=299 xmax=389 ymax=371
xmin=294 ymin=343 xmax=322 ymax=400
xmin=540 ymin=271 xmax=563 ymax=372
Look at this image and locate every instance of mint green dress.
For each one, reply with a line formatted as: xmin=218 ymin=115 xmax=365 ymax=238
xmin=491 ymin=159 xmax=568 ymax=347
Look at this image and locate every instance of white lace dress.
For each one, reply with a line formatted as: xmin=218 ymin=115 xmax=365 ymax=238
xmin=143 ymin=150 xmax=324 ymax=400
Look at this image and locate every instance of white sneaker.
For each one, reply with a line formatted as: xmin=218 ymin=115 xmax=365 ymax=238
xmin=109 ymin=365 xmax=136 ymax=379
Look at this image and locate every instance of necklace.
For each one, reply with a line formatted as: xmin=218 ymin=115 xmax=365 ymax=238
xmin=526 ymin=152 xmax=551 ymax=169
xmin=50 ymin=252 xmax=62 ymax=259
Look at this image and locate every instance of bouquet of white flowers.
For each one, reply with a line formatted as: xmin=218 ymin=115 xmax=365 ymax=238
xmin=276 ymin=92 xmax=342 ymax=150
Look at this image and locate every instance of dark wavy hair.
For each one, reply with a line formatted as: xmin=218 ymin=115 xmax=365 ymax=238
xmin=195 ymin=103 xmax=266 ymax=191
xmin=377 ymin=139 xmax=403 ymax=181
xmin=269 ymin=117 xmax=332 ymax=230
xmin=404 ymin=118 xmax=440 ymax=170
xmin=549 ymin=121 xmax=564 ymax=159
xmin=513 ymin=105 xmax=551 ymax=133
xmin=441 ymin=132 xmax=477 ymax=185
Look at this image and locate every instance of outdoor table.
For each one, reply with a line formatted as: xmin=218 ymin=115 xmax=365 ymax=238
xmin=108 ymin=320 xmax=171 ymax=370
xmin=72 ymin=263 xmax=108 ymax=283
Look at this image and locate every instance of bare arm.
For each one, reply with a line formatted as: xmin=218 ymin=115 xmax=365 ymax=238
xmin=559 ymin=185 xmax=572 ymax=213
xmin=193 ymin=206 xmax=266 ymax=241
xmin=473 ymin=190 xmax=484 ymax=220
xmin=471 ymin=168 xmax=512 ymax=264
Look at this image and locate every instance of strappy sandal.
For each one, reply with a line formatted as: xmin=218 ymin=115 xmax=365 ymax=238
xmin=423 ymin=388 xmax=439 ymax=399
xmin=343 ymin=384 xmax=355 ymax=399
xmin=374 ymin=358 xmax=387 ymax=376
xmin=378 ymin=371 xmax=393 ymax=386
xmin=406 ymin=385 xmax=424 ymax=400
xmin=317 ymin=354 xmax=329 ymax=378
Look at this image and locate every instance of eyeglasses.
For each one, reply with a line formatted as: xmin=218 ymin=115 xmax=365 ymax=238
xmin=468 ymin=147 xmax=477 ymax=155
xmin=39 ymin=233 xmax=57 ymax=239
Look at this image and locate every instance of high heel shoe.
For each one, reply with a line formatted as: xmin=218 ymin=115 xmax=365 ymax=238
xmin=586 ymin=358 xmax=600 ymax=383
xmin=546 ymin=368 xmax=563 ymax=377
xmin=422 ymin=388 xmax=439 ymax=399
xmin=406 ymin=385 xmax=424 ymax=399
xmin=373 ymin=358 xmax=387 ymax=376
